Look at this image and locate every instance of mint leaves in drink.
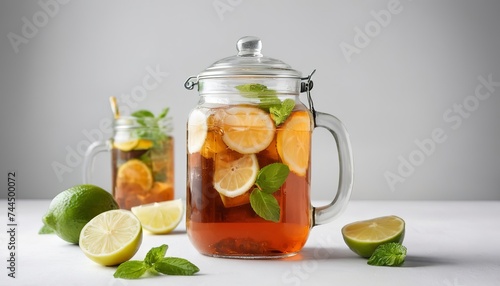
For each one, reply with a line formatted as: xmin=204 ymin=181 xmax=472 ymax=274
xmin=269 ymin=99 xmax=295 ymax=126
xmin=235 ymin=83 xmax=274 ymax=93
xmin=367 ymin=243 xmax=407 ymax=267
xmin=250 ymin=163 xmax=290 ymax=222
xmin=114 ymin=244 xmax=199 ymax=279
xmin=235 ymin=84 xmax=295 ymax=126
xmin=131 ymin=107 xmax=172 ymax=141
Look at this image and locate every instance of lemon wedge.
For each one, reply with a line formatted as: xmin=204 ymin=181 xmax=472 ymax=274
xmin=131 ymin=199 xmax=183 ymax=234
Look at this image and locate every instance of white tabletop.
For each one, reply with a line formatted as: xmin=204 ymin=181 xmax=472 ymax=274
xmin=1 ymin=200 xmax=499 ymax=286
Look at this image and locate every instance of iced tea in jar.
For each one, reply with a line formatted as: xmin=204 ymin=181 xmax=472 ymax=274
xmin=111 ymin=114 xmax=174 ymax=209
xmin=84 ymin=109 xmax=174 ymax=210
xmin=184 ymin=36 xmax=354 ymax=258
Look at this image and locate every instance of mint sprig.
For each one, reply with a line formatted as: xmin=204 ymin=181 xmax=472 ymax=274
xmin=367 ymin=243 xmax=407 ymax=267
xmin=113 ymin=244 xmax=199 ymax=279
xmin=131 ymin=107 xmax=172 ymax=141
xmin=269 ymin=99 xmax=295 ymax=126
xmin=235 ymin=84 xmax=295 ymax=126
xmin=249 ymin=163 xmax=289 ymax=222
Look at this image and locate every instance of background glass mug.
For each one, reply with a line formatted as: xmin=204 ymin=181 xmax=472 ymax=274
xmin=184 ymin=36 xmax=354 ymax=258
xmin=83 ymin=116 xmax=174 ymax=210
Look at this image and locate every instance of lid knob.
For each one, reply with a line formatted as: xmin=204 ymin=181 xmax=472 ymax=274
xmin=237 ymin=36 xmax=262 ymax=57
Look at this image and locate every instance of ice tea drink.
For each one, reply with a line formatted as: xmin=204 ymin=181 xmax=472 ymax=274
xmin=112 ymin=136 xmax=174 ymax=209
xmin=187 ymin=103 xmax=313 ymax=258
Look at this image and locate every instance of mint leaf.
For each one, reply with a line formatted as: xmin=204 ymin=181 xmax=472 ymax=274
xmin=130 ymin=108 xmax=172 ymax=141
xmin=258 ymin=97 xmax=282 ymax=111
xmin=269 ymin=99 xmax=295 ymax=126
xmin=235 ymin=83 xmax=278 ymax=108
xmin=113 ymin=245 xmax=199 ymax=279
xmin=131 ymin=110 xmax=155 ymax=118
xmin=157 ymin=107 xmax=169 ymax=120
xmin=235 ymin=83 xmax=275 ymax=96
xmin=155 ymin=257 xmax=200 ymax=276
xmin=113 ymin=261 xmax=147 ymax=279
xmin=248 ymin=163 xmax=289 ymax=222
xmin=250 ymin=189 xmax=280 ymax=222
xmin=367 ymin=243 xmax=407 ymax=267
xmin=255 ymin=163 xmax=289 ymax=194
xmin=144 ymin=244 xmax=168 ymax=267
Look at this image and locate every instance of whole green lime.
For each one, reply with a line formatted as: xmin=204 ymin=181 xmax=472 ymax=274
xmin=42 ymin=184 xmax=119 ymax=244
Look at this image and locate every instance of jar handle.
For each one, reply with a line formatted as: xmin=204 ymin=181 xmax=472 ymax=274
xmin=312 ymin=112 xmax=354 ymax=226
xmin=82 ymin=141 xmax=110 ymax=184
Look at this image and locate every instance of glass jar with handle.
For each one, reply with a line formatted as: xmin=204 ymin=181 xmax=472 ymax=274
xmin=184 ymin=36 xmax=354 ymax=258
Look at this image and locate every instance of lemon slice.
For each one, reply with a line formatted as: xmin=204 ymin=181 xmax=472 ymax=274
xmin=341 ymin=215 xmax=405 ymax=258
xmin=135 ymin=139 xmax=153 ymax=150
xmin=131 ymin=199 xmax=183 ymax=234
xmin=221 ymin=106 xmax=275 ymax=154
xmin=187 ymin=109 xmax=208 ymax=154
xmin=113 ymin=139 xmax=139 ymax=151
xmin=116 ymin=159 xmax=153 ymax=192
xmin=79 ymin=209 xmax=142 ymax=266
xmin=277 ymin=111 xmax=311 ymax=176
xmin=213 ymin=151 xmax=259 ymax=198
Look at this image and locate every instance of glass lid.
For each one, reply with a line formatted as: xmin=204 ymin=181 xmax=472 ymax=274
xmin=196 ymin=36 xmax=302 ymax=79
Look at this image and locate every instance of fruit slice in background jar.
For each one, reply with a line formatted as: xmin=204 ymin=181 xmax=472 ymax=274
xmin=116 ymin=159 xmax=154 ymax=192
xmin=213 ymin=150 xmax=259 ymax=199
xmin=221 ymin=106 xmax=275 ymax=154
xmin=149 ymin=181 xmax=174 ymax=201
xmin=113 ymin=139 xmax=139 ymax=151
xmin=277 ymin=111 xmax=311 ymax=176
xmin=135 ymin=139 xmax=153 ymax=150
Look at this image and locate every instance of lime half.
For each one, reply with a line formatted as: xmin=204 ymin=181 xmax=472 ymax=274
xmin=341 ymin=215 xmax=405 ymax=258
xmin=79 ymin=209 xmax=142 ymax=266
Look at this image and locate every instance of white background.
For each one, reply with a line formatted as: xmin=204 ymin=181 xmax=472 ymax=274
xmin=1 ymin=0 xmax=499 ymax=200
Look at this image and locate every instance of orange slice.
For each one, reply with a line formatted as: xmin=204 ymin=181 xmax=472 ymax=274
xmin=135 ymin=139 xmax=153 ymax=150
xmin=149 ymin=181 xmax=174 ymax=201
xmin=116 ymin=159 xmax=153 ymax=191
xmin=221 ymin=106 xmax=275 ymax=154
xmin=213 ymin=150 xmax=259 ymax=198
xmin=277 ymin=111 xmax=312 ymax=176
